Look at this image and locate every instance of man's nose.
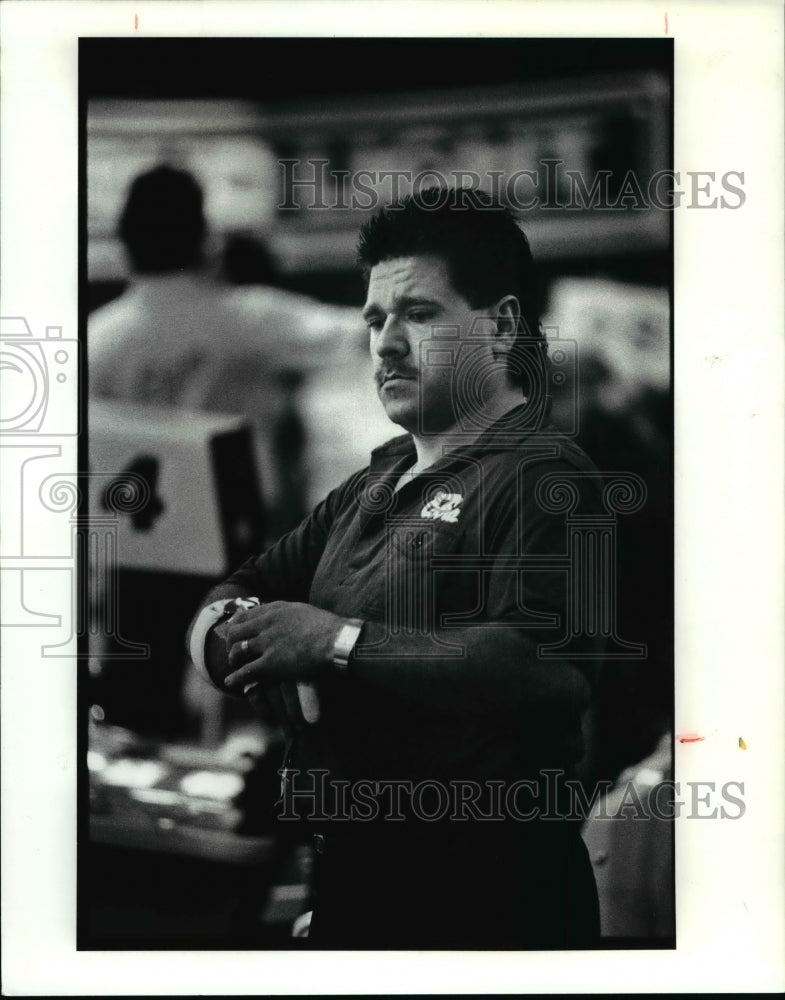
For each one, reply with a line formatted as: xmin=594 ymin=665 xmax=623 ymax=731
xmin=374 ymin=316 xmax=410 ymax=358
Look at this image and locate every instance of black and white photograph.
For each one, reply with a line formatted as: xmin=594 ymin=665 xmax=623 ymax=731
xmin=1 ymin=1 xmax=783 ymax=995
xmin=81 ymin=35 xmax=675 ymax=952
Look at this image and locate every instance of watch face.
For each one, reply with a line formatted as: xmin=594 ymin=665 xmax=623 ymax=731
xmin=334 ymin=621 xmax=363 ymax=671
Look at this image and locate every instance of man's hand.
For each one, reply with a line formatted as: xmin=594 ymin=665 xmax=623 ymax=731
xmin=223 ymin=601 xmax=344 ymax=691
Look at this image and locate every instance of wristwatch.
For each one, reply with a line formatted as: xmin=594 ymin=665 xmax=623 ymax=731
xmin=333 ymin=618 xmax=365 ymax=673
xmin=189 ymin=596 xmax=261 ymax=688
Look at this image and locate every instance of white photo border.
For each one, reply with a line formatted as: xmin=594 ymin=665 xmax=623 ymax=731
xmin=1 ymin=0 xmax=783 ymax=994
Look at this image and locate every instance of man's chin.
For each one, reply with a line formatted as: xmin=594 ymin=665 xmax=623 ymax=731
xmin=380 ymin=397 xmax=418 ymax=430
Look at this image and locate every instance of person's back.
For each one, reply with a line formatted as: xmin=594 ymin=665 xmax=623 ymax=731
xmin=87 ymin=165 xmax=363 ymax=735
xmin=89 ymin=164 xmax=366 ymax=514
xmin=89 ymin=164 xmax=239 ymax=408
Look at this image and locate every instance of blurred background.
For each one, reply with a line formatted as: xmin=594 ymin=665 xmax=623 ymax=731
xmin=82 ymin=38 xmax=673 ymax=949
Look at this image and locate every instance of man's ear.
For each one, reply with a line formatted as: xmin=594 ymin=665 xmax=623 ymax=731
xmin=491 ymin=295 xmax=521 ymax=358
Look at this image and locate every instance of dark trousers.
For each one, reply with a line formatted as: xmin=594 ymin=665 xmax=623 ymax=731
xmin=306 ymin=818 xmax=599 ymax=950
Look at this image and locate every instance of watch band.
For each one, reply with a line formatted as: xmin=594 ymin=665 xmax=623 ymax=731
xmin=333 ymin=618 xmax=365 ymax=673
xmin=189 ymin=596 xmax=260 ymax=688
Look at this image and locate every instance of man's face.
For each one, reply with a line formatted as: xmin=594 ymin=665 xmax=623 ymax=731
xmin=363 ymin=255 xmax=499 ymax=437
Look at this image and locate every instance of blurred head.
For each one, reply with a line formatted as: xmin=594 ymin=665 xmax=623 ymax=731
xmin=357 ymin=187 xmax=549 ymax=434
xmin=119 ymin=165 xmax=206 ymax=274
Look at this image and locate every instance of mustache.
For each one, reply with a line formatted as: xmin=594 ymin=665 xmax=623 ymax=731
xmin=374 ymin=365 xmax=418 ymax=387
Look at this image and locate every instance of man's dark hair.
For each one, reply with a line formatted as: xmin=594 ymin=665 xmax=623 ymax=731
xmin=119 ymin=165 xmax=206 ymax=274
xmin=356 ymin=187 xmax=547 ymax=394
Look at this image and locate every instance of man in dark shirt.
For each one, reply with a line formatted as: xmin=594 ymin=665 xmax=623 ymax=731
xmin=187 ymin=188 xmax=603 ymax=948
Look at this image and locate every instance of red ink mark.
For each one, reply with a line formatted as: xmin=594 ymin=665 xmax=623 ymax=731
xmin=665 ymin=12 xmax=669 ymax=34
xmin=678 ymin=734 xmax=704 ymax=743
xmin=134 ymin=13 xmax=139 ymax=30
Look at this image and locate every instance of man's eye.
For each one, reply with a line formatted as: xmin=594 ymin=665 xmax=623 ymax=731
xmin=367 ymin=318 xmax=383 ymax=333
xmin=408 ymin=310 xmax=432 ymax=324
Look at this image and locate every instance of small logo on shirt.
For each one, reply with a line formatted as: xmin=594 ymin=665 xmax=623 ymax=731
xmin=421 ymin=491 xmax=463 ymax=524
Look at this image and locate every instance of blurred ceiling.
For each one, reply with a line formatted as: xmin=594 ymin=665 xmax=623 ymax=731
xmin=81 ymin=37 xmax=672 ymax=102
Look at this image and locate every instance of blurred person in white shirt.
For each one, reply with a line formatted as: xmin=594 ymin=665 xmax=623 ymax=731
xmin=89 ymin=164 xmax=372 ymax=535
xmin=88 ymin=164 xmax=374 ymax=735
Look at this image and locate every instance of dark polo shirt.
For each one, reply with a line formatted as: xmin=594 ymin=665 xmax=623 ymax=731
xmin=225 ymin=405 xmax=604 ymax=790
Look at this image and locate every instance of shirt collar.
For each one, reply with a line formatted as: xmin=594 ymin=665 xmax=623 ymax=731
xmin=368 ymin=402 xmax=547 ymax=474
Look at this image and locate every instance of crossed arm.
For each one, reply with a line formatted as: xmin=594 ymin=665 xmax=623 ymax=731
xmin=187 ymin=459 xmax=601 ymax=723
xmin=188 ymin=561 xmax=593 ymax=724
